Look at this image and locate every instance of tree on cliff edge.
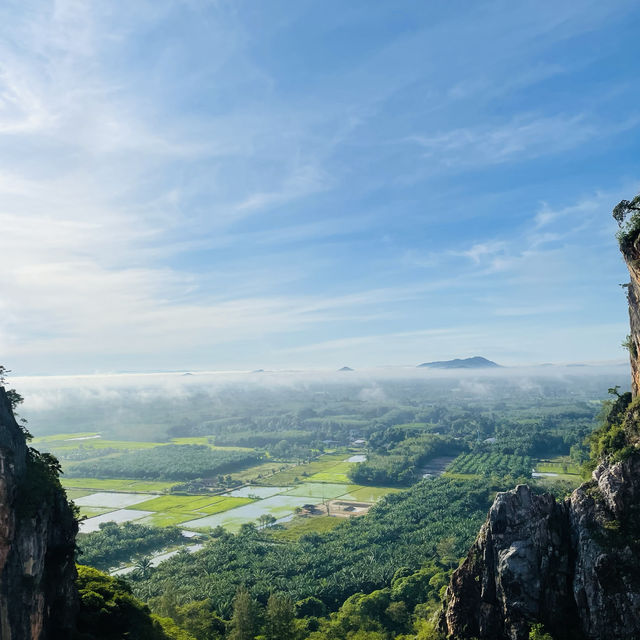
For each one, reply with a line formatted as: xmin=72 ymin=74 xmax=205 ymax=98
xmin=0 ymin=365 xmax=24 ymax=411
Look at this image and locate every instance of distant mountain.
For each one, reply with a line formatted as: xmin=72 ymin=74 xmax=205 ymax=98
xmin=338 ymin=366 xmax=354 ymax=371
xmin=417 ymin=356 xmax=501 ymax=369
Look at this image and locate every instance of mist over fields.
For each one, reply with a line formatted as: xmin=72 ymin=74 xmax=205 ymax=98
xmin=13 ymin=364 xmax=630 ymax=441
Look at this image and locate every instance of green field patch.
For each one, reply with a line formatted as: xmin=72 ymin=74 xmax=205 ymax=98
xmin=284 ymin=483 xmax=351 ymax=499
xmin=61 ymin=478 xmax=176 ymax=493
xmin=196 ymin=497 xmax=253 ymax=514
xmin=535 ymin=457 xmax=582 ymax=476
xmin=230 ymin=461 xmax=296 ymax=484
xmin=304 ymin=462 xmax=354 ymax=484
xmin=170 ymin=437 xmax=254 ymax=452
xmin=64 ymin=488 xmax=92 ymax=500
xmin=78 ymin=506 xmax=116 ymax=518
xmin=44 ymin=439 xmax=160 ymax=451
xmin=136 ymin=512 xmax=197 ymax=527
xmin=442 ymin=472 xmax=481 ymax=481
xmin=129 ymin=495 xmax=255 ymax=527
xmin=257 ymin=454 xmax=349 ymax=485
xmin=273 ymin=516 xmax=342 ymax=541
xmin=181 ymin=495 xmax=321 ymax=531
xmin=336 ymin=486 xmax=404 ymax=502
xmin=130 ymin=495 xmax=224 ymax=513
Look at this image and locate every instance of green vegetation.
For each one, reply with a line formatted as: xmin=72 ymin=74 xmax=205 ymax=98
xmin=68 ymin=445 xmax=262 ymax=481
xmin=272 ymin=516 xmax=343 ymax=541
xmin=613 ymin=193 xmax=640 ymax=252
xmin=77 ymin=521 xmax=186 ymax=571
xmin=349 ymin=434 xmax=462 ymax=486
xmin=62 ymin=478 xmax=178 ymax=493
xmin=446 ymin=452 xmax=532 ymax=479
xmin=129 ymin=477 xmax=501 ymax=616
xmin=587 ymin=389 xmax=637 ymax=465
xmin=133 ymin=495 xmax=255 ymax=526
xmin=75 ymin=565 xmax=194 ymax=640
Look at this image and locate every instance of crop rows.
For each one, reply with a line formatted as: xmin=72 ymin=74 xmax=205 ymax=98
xmin=447 ymin=452 xmax=532 ymax=478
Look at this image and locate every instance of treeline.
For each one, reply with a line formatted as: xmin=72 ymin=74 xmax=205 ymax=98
xmin=348 ymin=434 xmax=464 ymax=486
xmin=128 ymin=476 xmax=502 ymax=617
xmin=67 ymin=445 xmax=262 ymax=480
xmin=214 ymin=430 xmax=315 ymax=448
xmin=77 ymin=521 xmax=186 ymax=571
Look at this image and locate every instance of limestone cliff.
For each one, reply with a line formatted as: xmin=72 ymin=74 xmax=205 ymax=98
xmin=439 ymin=456 xmax=640 ymax=640
xmin=439 ymin=201 xmax=640 ymax=639
xmin=0 ymin=387 xmax=78 ymax=639
xmin=620 ymin=230 xmax=640 ymax=397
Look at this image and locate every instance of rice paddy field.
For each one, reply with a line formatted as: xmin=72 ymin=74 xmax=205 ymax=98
xmin=49 ymin=434 xmax=403 ymax=535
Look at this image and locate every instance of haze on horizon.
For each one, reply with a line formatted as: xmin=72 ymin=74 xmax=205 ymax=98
xmin=1 ymin=1 xmax=640 ymax=376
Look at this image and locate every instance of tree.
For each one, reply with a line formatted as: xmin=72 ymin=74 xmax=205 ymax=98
xmin=613 ymin=195 xmax=640 ymax=227
xmin=0 ymin=365 xmax=24 ymax=412
xmin=229 ymin=587 xmax=259 ymax=640
xmin=174 ymin=600 xmax=226 ymax=640
xmin=134 ymin=555 xmax=153 ymax=579
xmin=529 ymin=623 xmax=554 ymax=640
xmin=264 ymin=594 xmax=295 ymax=640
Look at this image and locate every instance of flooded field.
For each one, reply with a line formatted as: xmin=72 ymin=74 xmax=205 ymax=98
xmin=74 ymin=492 xmax=155 ymax=508
xmin=181 ymin=495 xmax=322 ymax=531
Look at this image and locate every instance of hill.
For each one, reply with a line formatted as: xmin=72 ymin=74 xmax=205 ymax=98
xmin=417 ymin=356 xmax=500 ymax=369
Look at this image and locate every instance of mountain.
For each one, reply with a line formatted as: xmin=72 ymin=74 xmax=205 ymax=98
xmin=338 ymin=366 xmax=354 ymax=371
xmin=417 ymin=356 xmax=500 ymax=369
xmin=0 ymin=386 xmax=78 ymax=637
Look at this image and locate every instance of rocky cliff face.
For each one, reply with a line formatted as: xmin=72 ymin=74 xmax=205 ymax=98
xmin=0 ymin=387 xmax=78 ymax=639
xmin=620 ymin=234 xmax=640 ymax=397
xmin=439 ymin=456 xmax=640 ymax=639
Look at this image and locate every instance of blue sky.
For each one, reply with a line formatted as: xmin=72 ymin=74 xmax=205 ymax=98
xmin=1 ymin=0 xmax=639 ymax=375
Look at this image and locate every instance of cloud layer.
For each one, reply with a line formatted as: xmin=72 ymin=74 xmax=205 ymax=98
xmin=1 ymin=1 xmax=639 ymax=374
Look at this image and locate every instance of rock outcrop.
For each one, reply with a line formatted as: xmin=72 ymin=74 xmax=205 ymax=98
xmin=0 ymin=387 xmax=78 ymax=639
xmin=439 ymin=456 xmax=640 ymax=640
xmin=620 ymin=231 xmax=640 ymax=397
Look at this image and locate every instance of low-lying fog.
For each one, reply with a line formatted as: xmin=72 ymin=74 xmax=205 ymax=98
xmin=8 ymin=364 xmax=630 ymax=441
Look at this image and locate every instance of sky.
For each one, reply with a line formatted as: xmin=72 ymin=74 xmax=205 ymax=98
xmin=1 ymin=0 xmax=640 ymax=376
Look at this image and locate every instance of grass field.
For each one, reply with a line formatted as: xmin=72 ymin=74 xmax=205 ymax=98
xmin=180 ymin=495 xmax=322 ymax=531
xmin=61 ymin=478 xmax=177 ymax=493
xmin=132 ymin=495 xmax=253 ymax=515
xmin=65 ymin=488 xmax=93 ymax=500
xmin=273 ymin=516 xmax=342 ymax=540
xmin=257 ymin=453 xmax=349 ymax=485
xmin=131 ymin=495 xmax=255 ymax=527
xmin=229 ymin=461 xmax=297 ymax=484
xmin=535 ymin=456 xmax=582 ymax=476
xmin=304 ymin=461 xmax=355 ymax=484
xmin=442 ymin=471 xmax=481 ymax=480
xmin=334 ymin=485 xmax=403 ymax=502
xmin=284 ymin=482 xmax=351 ymax=499
xmin=38 ymin=437 xmax=159 ymax=451
xmin=170 ymin=437 xmax=254 ymax=452
xmin=78 ymin=506 xmax=116 ymax=518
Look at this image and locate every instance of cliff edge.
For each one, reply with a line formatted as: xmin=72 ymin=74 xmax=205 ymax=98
xmin=439 ymin=456 xmax=640 ymax=640
xmin=439 ymin=200 xmax=640 ymax=640
xmin=0 ymin=387 xmax=78 ymax=639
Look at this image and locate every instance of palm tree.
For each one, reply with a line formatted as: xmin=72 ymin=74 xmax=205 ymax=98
xmin=133 ymin=555 xmax=153 ymax=578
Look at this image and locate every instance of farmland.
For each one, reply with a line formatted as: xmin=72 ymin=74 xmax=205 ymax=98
xmin=445 ymin=452 xmax=532 ymax=479
xmin=53 ymin=433 xmax=402 ymax=541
